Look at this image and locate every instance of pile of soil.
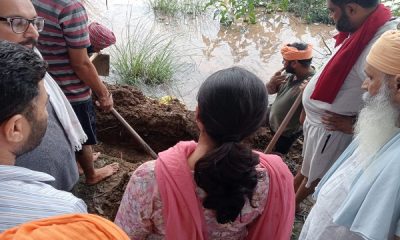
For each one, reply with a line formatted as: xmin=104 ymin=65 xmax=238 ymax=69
xmin=96 ymin=84 xmax=198 ymax=156
xmin=74 ymin=84 xmax=305 ymax=238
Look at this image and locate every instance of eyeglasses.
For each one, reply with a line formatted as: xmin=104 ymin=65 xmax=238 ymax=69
xmin=0 ymin=17 xmax=45 ymax=34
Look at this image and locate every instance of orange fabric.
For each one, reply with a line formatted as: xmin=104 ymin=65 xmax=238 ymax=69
xmin=281 ymin=44 xmax=313 ymax=60
xmin=0 ymin=214 xmax=129 ymax=240
xmin=366 ymin=30 xmax=400 ymax=75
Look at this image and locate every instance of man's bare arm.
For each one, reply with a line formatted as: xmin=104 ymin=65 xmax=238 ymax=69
xmin=68 ymin=48 xmax=113 ymax=111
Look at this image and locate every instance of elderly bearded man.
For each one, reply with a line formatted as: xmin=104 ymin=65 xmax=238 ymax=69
xmin=300 ymin=30 xmax=400 ymax=240
xmin=295 ymin=0 xmax=400 ymax=210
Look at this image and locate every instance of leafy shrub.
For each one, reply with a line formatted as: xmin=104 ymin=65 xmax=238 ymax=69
xmin=112 ymin=23 xmax=184 ymax=86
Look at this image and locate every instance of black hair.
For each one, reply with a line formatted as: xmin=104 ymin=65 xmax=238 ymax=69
xmin=331 ymin=0 xmax=379 ymax=8
xmin=194 ymin=67 xmax=268 ymax=224
xmin=0 ymin=40 xmax=47 ymax=124
xmin=288 ymin=42 xmax=312 ymax=68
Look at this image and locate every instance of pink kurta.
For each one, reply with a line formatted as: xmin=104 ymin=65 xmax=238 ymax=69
xmin=115 ymin=141 xmax=294 ymax=240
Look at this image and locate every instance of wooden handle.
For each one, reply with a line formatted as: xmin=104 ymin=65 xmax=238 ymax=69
xmin=111 ymin=108 xmax=158 ymax=159
xmin=264 ymin=93 xmax=303 ymax=154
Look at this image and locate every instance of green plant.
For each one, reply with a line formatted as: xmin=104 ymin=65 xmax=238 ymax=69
xmin=206 ymin=0 xmax=258 ymax=26
xmin=287 ymin=0 xmax=332 ymax=24
xmin=112 ymin=23 xmax=184 ymax=85
xmin=148 ymin=0 xmax=208 ymax=16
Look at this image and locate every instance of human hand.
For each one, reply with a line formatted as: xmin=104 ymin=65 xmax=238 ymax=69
xmin=321 ymin=111 xmax=355 ymax=134
xmin=266 ymin=68 xmax=286 ymax=94
xmin=95 ymin=92 xmax=114 ymax=112
xmin=269 ymin=67 xmax=286 ymax=86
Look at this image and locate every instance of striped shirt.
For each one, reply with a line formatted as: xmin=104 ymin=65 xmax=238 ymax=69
xmin=0 ymin=165 xmax=87 ymax=232
xmin=33 ymin=0 xmax=91 ymax=103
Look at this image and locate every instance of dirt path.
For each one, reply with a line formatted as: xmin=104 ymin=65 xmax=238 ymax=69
xmin=73 ymin=84 xmax=309 ymax=239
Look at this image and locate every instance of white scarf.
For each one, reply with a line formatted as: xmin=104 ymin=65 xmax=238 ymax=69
xmin=35 ymin=49 xmax=88 ymax=151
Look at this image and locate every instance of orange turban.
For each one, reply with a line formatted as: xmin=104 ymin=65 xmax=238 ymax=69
xmin=280 ymin=44 xmax=313 ymax=61
xmin=366 ymin=30 xmax=400 ymax=75
xmin=0 ymin=214 xmax=129 ymax=240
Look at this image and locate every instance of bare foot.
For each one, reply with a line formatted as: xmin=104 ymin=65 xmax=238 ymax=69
xmin=85 ymin=162 xmax=120 ymax=185
xmin=78 ymin=152 xmax=101 ymax=175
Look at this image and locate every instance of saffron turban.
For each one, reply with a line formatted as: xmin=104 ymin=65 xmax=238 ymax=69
xmin=366 ymin=30 xmax=400 ymax=75
xmin=89 ymin=22 xmax=116 ymax=50
xmin=280 ymin=44 xmax=313 ymax=61
xmin=0 ymin=214 xmax=129 ymax=240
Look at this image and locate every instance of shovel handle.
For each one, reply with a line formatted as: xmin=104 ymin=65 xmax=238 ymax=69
xmin=111 ymin=108 xmax=158 ymax=159
xmin=264 ymin=93 xmax=303 ymax=154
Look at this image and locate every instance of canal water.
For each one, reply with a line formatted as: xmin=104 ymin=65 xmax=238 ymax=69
xmin=87 ymin=0 xmax=336 ymax=109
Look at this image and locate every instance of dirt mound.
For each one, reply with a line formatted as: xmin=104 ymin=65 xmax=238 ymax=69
xmin=96 ymin=84 xmax=198 ymax=159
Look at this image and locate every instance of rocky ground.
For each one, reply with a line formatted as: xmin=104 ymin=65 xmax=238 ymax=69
xmin=73 ymin=84 xmax=311 ymax=239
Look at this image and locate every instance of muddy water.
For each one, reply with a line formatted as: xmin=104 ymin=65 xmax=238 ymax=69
xmin=88 ymin=0 xmax=335 ymax=109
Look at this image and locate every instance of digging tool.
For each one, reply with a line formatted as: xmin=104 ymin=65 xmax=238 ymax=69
xmin=90 ymin=52 xmax=111 ymax=76
xmin=89 ymin=53 xmax=158 ymax=159
xmin=111 ymin=108 xmax=158 ymax=159
xmin=264 ymin=93 xmax=303 ymax=154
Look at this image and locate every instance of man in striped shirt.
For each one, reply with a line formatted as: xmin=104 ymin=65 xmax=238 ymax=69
xmin=32 ymin=0 xmax=119 ymax=184
xmin=0 ymin=41 xmax=86 ymax=232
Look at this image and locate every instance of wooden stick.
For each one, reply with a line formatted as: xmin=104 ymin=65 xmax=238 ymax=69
xmin=89 ymin=52 xmax=99 ymax=62
xmin=90 ymin=53 xmax=157 ymax=158
xmin=264 ymin=93 xmax=303 ymax=154
xmin=111 ymin=108 xmax=158 ymax=159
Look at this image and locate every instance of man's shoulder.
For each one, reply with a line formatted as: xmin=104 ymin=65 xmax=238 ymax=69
xmin=34 ymin=0 xmax=83 ymax=11
xmin=376 ymin=18 xmax=400 ymax=38
xmin=0 ymin=177 xmax=86 ymax=210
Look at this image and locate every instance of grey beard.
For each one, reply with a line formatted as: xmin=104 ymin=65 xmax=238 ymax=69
xmin=354 ymin=83 xmax=400 ymax=163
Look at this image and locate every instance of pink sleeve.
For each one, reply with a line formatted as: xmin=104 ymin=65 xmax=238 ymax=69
xmin=114 ymin=161 xmax=158 ymax=239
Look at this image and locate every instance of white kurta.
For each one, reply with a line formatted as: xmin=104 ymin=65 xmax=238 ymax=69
xmin=299 ymin=148 xmax=363 ymax=240
xmin=301 ymin=19 xmax=400 ymax=187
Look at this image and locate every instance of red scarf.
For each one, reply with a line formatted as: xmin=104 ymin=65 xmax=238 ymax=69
xmin=155 ymin=141 xmax=295 ymax=240
xmin=310 ymin=4 xmax=392 ymax=103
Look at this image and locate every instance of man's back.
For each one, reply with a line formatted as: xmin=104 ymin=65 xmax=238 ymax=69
xmin=0 ymin=157 xmax=86 ymax=232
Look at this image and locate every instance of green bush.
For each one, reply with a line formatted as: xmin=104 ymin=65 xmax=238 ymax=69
xmin=112 ymin=23 xmax=184 ymax=86
xmin=148 ymin=0 xmax=208 ymax=16
xmin=206 ymin=0 xmax=258 ymax=25
xmin=209 ymin=0 xmax=399 ymax=26
xmin=287 ymin=0 xmax=332 ymax=24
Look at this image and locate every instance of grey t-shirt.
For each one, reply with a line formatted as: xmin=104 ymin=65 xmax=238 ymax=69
xmin=16 ymin=102 xmax=79 ymax=191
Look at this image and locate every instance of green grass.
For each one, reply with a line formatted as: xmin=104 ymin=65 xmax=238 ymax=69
xmin=148 ymin=0 xmax=208 ymax=16
xmin=112 ymin=23 xmax=184 ymax=86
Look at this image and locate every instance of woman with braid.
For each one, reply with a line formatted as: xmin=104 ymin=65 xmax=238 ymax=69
xmin=115 ymin=67 xmax=295 ymax=240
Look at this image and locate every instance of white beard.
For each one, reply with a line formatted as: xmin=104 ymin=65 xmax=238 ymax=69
xmin=354 ymin=82 xmax=400 ymax=162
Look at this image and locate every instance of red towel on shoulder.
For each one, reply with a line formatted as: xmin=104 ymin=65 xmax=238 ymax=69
xmin=310 ymin=4 xmax=392 ymax=103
